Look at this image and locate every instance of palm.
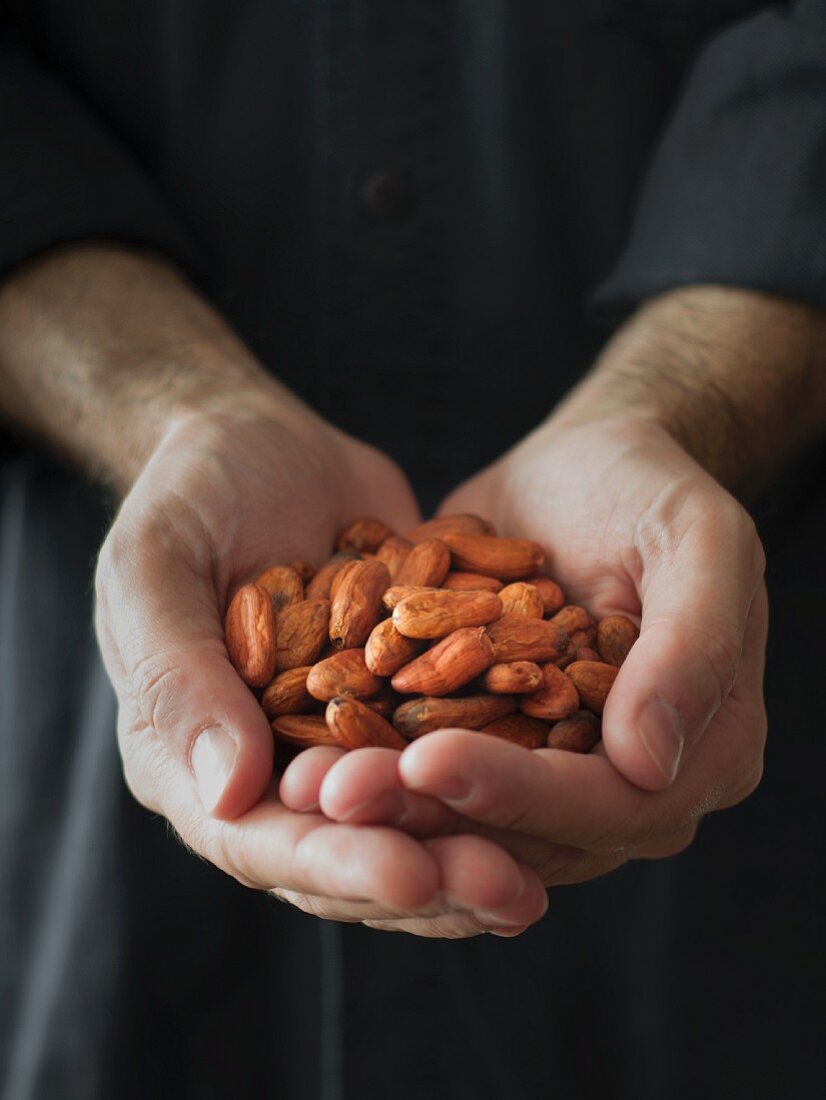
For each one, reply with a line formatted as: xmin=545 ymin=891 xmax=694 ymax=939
xmin=440 ymin=419 xmax=692 ymax=619
xmin=139 ymin=413 xmax=419 ymax=605
xmin=290 ymin=416 xmax=766 ymax=892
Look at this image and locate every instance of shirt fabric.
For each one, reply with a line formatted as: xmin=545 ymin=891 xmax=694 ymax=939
xmin=0 ymin=2 xmax=824 ymax=1097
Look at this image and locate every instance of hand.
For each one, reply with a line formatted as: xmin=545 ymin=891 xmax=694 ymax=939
xmin=285 ymin=417 xmax=767 ymax=889
xmin=94 ymin=398 xmax=547 ymax=933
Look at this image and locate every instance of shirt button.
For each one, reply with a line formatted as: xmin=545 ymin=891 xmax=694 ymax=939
xmin=361 ymin=169 xmax=417 ymax=224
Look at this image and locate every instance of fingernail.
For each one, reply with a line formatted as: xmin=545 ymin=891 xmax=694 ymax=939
xmin=191 ymin=727 xmax=237 ymax=813
xmin=409 ymin=777 xmax=471 ymax=803
xmin=638 ymin=697 xmax=685 ymax=783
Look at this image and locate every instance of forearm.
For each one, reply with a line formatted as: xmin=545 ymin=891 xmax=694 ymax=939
xmin=551 ymin=285 xmax=826 ymax=488
xmin=0 ymin=243 xmax=320 ymax=493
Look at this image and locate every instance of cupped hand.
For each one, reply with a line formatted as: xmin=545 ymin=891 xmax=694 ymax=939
xmin=288 ymin=417 xmax=767 ymax=887
xmin=95 ymin=397 xmax=545 ymax=933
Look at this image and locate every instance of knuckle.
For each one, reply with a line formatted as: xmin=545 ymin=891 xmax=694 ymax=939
xmin=637 ymin=475 xmax=699 ymax=556
xmin=131 ymin=652 xmax=186 ymax=734
xmin=535 ymin=847 xmax=591 ymax=885
xmin=589 ymin=801 xmax=663 ymax=856
xmin=682 ymin=620 xmax=742 ymax=702
xmin=723 ymin=499 xmax=766 ymax=580
xmin=291 ymin=830 xmax=321 ymax=882
xmin=116 ymin=708 xmax=168 ymax=813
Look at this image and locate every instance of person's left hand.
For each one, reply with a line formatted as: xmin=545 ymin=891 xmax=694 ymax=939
xmin=281 ymin=417 xmax=768 ymax=911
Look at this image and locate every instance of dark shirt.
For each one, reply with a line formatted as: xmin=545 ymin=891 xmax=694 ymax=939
xmin=0 ymin=3 xmax=824 ymax=1097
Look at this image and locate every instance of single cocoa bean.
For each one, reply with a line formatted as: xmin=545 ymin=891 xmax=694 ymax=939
xmin=441 ymin=533 xmax=544 ymax=580
xmin=365 ymin=618 xmax=424 ymax=677
xmin=484 ymin=660 xmax=544 ymax=694
xmin=546 ymin=710 xmax=601 ymax=753
xmin=306 ymin=648 xmax=382 ymax=702
xmin=261 ymin=666 xmax=314 ymax=718
xmin=375 ymin=535 xmax=414 ymax=580
xmin=255 ymin=564 xmax=305 ymax=612
xmin=498 ymin=582 xmax=545 ymax=618
xmin=335 ymin=516 xmax=397 ymax=554
xmin=326 ymin=696 xmax=408 ymax=749
xmin=329 ymin=559 xmax=391 ymax=649
xmin=393 ymin=588 xmax=503 ymax=639
xmin=394 ymin=538 xmax=451 ymax=587
xmin=520 ymin=662 xmax=580 ymax=720
xmin=393 ymin=694 xmax=516 ymax=738
xmin=480 ymin=714 xmax=549 ymax=750
xmin=596 ymin=614 xmax=640 ymax=667
xmin=565 ymin=660 xmax=618 ymax=715
xmin=486 ymin=614 xmax=568 ymax=663
xmin=224 ymin=583 xmax=277 ymax=687
xmin=306 ymin=551 xmax=362 ymax=600
xmin=391 ymin=626 xmax=496 ymax=695
xmin=275 ymin=598 xmax=330 ymax=671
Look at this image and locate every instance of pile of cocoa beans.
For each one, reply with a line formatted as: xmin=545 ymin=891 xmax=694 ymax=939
xmin=223 ymin=514 xmax=639 ymax=757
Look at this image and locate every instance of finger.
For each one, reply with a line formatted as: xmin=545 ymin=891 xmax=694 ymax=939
xmin=361 ymin=915 xmax=525 ymax=938
xmin=279 ymin=745 xmax=348 ymax=812
xmin=96 ymin=517 xmax=273 ymax=820
xmin=227 ymin=802 xmax=447 ymax=908
xmin=421 ymin=835 xmax=545 ymax=915
xmin=119 ymin=692 xmax=444 ymax=909
xmin=714 ymin=581 xmax=768 ymax=807
xmin=318 ymin=748 xmax=462 ymax=836
xmin=308 ymin=746 xmax=590 ymax=888
xmin=603 ymin=488 xmax=765 ymax=790
xmin=271 ymin=888 xmax=460 ymax=923
xmin=272 ymin=838 xmax=546 ymax=931
xmin=364 ymin=859 xmax=548 ymax=938
xmin=670 ymin=581 xmax=768 ymax=811
xmin=399 ymin=729 xmax=678 ymax=853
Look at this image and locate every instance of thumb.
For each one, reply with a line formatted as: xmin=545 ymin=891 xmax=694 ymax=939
xmin=96 ymin=527 xmax=273 ymax=820
xmin=601 ymin=499 xmax=765 ymax=791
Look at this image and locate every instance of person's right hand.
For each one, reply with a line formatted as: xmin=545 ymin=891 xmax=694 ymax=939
xmin=95 ymin=396 xmax=547 ymax=933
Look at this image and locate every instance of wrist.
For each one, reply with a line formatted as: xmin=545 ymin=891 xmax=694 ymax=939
xmin=126 ymin=345 xmax=326 ymax=473
xmin=146 ymin=387 xmax=365 ymax=517
xmin=0 ymin=243 xmax=330 ymax=494
xmin=548 ymin=285 xmax=826 ymax=488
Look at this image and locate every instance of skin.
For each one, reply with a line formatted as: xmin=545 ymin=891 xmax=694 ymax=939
xmin=282 ymin=419 xmax=771 ymax=931
xmin=1 ymin=250 xmax=824 ymax=938
xmin=0 ymin=245 xmax=547 ymax=936
xmin=282 ymin=286 xmax=826 ymax=935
